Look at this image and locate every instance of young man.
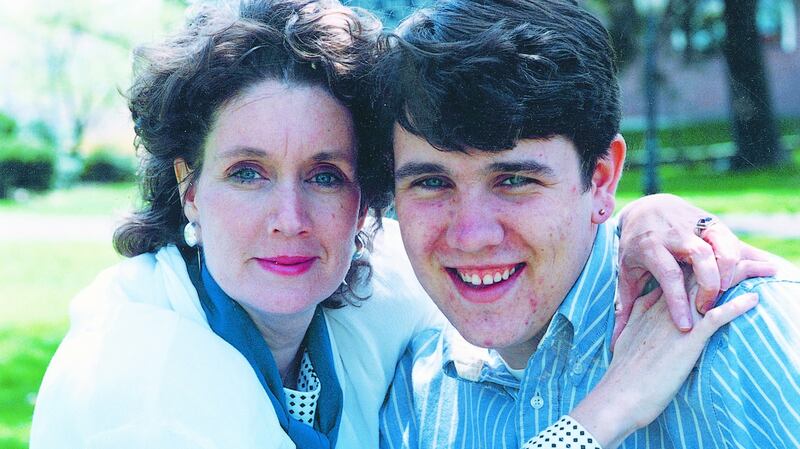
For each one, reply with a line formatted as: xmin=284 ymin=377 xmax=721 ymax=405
xmin=373 ymin=0 xmax=800 ymax=447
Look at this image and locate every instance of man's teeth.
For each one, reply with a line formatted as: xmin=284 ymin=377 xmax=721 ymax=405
xmin=458 ymin=266 xmax=516 ymax=286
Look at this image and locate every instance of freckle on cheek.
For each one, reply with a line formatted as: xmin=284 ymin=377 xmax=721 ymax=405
xmin=529 ymin=297 xmax=538 ymax=313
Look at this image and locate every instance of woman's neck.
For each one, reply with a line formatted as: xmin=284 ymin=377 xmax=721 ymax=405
xmin=241 ymin=305 xmax=317 ymax=388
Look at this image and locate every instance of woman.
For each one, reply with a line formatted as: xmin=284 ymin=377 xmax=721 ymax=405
xmin=29 ymin=1 xmax=771 ymax=448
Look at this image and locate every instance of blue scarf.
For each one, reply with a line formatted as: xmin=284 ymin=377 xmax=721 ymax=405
xmin=184 ymin=251 xmax=343 ymax=448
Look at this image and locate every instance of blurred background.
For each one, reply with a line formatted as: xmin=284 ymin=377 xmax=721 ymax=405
xmin=0 ymin=0 xmax=798 ymax=447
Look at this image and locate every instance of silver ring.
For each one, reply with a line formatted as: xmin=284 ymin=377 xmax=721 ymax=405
xmin=694 ymin=216 xmax=718 ymax=237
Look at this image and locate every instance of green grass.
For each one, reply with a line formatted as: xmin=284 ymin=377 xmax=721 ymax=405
xmin=0 ymin=241 xmax=122 ymax=327
xmin=617 ymin=163 xmax=800 ymax=214
xmin=741 ymin=237 xmax=800 ymax=267
xmin=0 ymin=325 xmax=64 ymax=449
xmin=0 ymin=240 xmax=120 ymax=447
xmin=0 ymin=182 xmax=137 ymax=216
xmin=621 ymin=117 xmax=800 ymax=150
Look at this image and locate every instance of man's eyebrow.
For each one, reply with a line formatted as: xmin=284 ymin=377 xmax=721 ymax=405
xmin=486 ymin=160 xmax=555 ymax=177
xmin=394 ymin=162 xmax=448 ymax=180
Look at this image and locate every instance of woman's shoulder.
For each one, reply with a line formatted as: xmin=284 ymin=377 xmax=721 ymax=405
xmin=69 ymin=246 xmax=206 ymax=330
xmin=31 ymin=287 xmax=290 ymax=448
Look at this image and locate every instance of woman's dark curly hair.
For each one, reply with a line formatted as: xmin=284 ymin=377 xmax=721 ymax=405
xmin=114 ymin=0 xmax=388 ymax=307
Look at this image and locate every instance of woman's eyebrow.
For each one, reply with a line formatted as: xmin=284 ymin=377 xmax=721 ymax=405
xmin=215 ymin=148 xmax=354 ymax=164
xmin=215 ymin=146 xmax=267 ymax=160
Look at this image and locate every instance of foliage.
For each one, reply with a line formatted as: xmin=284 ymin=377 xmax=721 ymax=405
xmin=26 ymin=120 xmax=58 ymax=149
xmin=0 ymin=113 xmax=17 ymax=138
xmin=0 ymin=139 xmax=56 ymax=198
xmin=79 ymin=147 xmax=136 ymax=183
xmin=0 ymin=0 xmax=187 ymax=154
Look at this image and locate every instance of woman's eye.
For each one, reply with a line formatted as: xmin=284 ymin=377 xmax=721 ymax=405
xmin=230 ymin=166 xmax=264 ymax=183
xmin=310 ymin=171 xmax=343 ymax=187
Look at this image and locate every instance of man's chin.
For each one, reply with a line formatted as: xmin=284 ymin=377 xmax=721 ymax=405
xmin=453 ymin=320 xmax=533 ymax=351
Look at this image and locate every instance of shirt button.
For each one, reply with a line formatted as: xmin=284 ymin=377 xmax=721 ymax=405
xmin=572 ymin=362 xmax=584 ymax=375
xmin=530 ymin=393 xmax=544 ymax=409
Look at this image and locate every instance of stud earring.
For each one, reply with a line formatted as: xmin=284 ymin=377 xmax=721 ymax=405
xmin=184 ymin=222 xmax=199 ymax=247
xmin=598 ymin=208 xmax=607 ymax=216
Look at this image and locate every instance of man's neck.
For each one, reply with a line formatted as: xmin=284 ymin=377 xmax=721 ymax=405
xmin=495 ymin=325 xmax=549 ymax=370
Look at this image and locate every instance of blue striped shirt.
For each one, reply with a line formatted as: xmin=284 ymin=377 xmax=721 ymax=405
xmin=380 ymin=223 xmax=800 ymax=449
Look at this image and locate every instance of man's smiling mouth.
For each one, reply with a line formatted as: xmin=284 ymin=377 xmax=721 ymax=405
xmin=447 ymin=263 xmax=526 ymax=288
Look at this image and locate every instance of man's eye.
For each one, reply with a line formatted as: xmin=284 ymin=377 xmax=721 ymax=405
xmin=500 ymin=175 xmax=533 ymax=187
xmin=231 ymin=167 xmax=264 ymax=183
xmin=417 ymin=177 xmax=449 ymax=189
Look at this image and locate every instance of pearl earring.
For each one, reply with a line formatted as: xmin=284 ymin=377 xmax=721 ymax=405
xmin=184 ymin=222 xmax=199 ymax=247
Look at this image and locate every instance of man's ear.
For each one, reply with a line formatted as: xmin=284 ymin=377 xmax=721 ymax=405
xmin=174 ymin=158 xmax=199 ymax=222
xmin=591 ymin=134 xmax=626 ymax=224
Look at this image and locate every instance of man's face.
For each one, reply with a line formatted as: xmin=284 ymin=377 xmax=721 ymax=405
xmin=393 ymin=125 xmax=622 ymax=365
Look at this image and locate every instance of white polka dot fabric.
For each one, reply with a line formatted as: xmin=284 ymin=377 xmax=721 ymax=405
xmin=521 ymin=415 xmax=602 ymax=449
xmin=283 ymin=351 xmax=321 ymax=426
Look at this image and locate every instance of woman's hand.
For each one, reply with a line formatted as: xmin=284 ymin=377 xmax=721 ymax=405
xmin=614 ymin=193 xmax=775 ymax=346
xmin=570 ymin=288 xmax=759 ymax=449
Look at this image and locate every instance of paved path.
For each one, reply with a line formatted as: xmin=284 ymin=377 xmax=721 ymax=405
xmin=0 ymin=211 xmax=798 ymax=241
xmin=717 ymin=213 xmax=800 ymax=239
xmin=0 ymin=212 xmax=118 ymax=242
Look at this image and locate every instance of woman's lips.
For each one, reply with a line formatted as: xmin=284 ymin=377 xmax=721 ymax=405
xmin=256 ymin=256 xmax=317 ymax=276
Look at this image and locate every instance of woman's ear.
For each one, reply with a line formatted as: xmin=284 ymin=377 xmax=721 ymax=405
xmin=174 ymin=158 xmax=198 ymax=222
xmin=591 ymin=134 xmax=626 ymax=224
xmin=356 ymin=205 xmax=369 ymax=231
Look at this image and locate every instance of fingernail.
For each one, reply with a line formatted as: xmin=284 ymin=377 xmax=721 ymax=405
xmin=723 ymin=272 xmax=735 ymax=291
xmin=679 ymin=315 xmax=692 ymax=331
xmin=700 ymin=300 xmax=714 ymax=314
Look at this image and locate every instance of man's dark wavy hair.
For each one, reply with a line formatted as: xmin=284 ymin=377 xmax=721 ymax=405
xmin=370 ymin=0 xmax=621 ymax=192
xmin=115 ymin=0 xmax=386 ymax=307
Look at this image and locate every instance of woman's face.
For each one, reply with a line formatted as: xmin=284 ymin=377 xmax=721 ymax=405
xmin=180 ymin=80 xmax=363 ymax=317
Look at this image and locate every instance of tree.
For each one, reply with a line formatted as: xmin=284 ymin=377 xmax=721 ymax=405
xmin=721 ymin=0 xmax=788 ymax=169
xmin=597 ymin=0 xmax=791 ymax=170
xmin=0 ymin=0 xmax=186 ymax=157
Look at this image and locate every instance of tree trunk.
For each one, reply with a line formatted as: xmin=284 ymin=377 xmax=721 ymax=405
xmin=722 ymin=0 xmax=788 ymax=170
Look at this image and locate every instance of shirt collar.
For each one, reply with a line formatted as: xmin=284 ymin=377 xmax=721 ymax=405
xmin=441 ymin=222 xmax=619 ymax=386
xmin=441 ymin=327 xmax=520 ymax=388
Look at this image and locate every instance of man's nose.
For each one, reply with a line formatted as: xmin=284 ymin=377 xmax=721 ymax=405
xmin=444 ymin=192 xmax=504 ymax=253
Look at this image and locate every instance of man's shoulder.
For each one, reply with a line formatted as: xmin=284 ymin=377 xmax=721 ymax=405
xmin=662 ymin=269 xmax=800 ymax=447
xmin=716 ymin=264 xmax=800 ymax=331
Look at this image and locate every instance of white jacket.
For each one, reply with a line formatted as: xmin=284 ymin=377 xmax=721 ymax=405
xmin=30 ymin=219 xmax=443 ymax=449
